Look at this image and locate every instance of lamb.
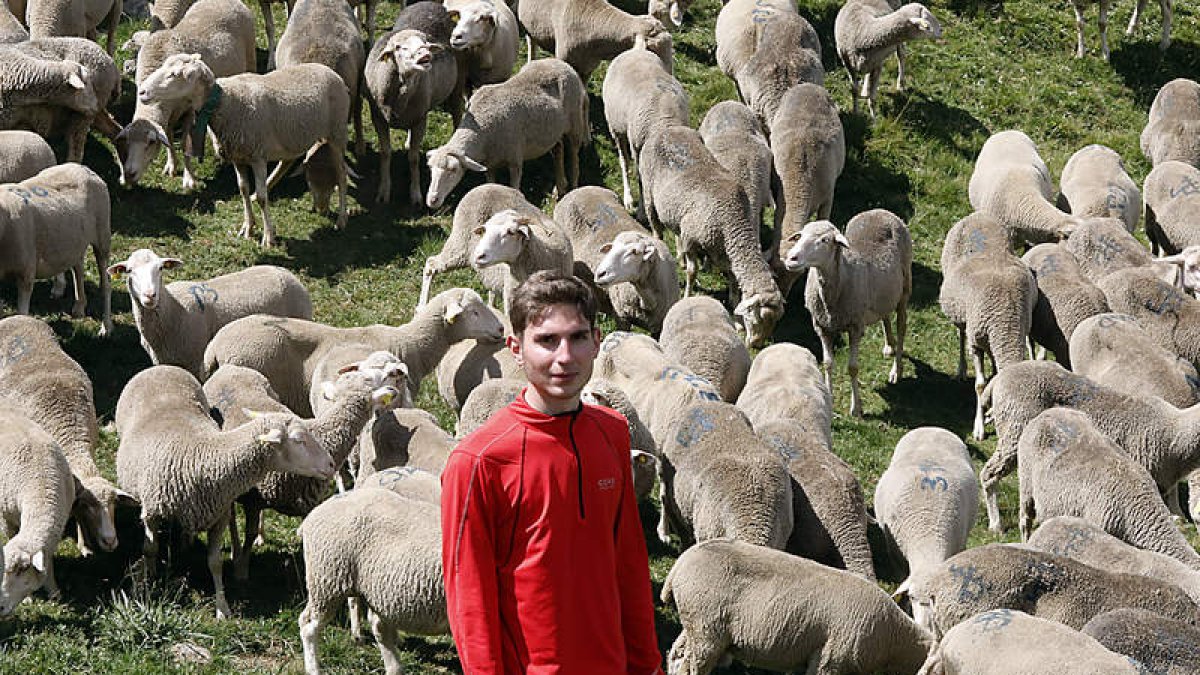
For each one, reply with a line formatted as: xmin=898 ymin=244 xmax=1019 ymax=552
xmin=876 ymin=427 xmax=978 ymax=595
xmin=699 ymin=101 xmax=773 ymax=233
xmin=658 ymin=295 xmax=751 ymax=402
xmin=0 ymin=131 xmax=54 ymax=183
xmin=600 ymin=32 xmax=689 ymax=214
xmin=659 ymin=400 xmax=793 ymax=548
xmin=906 ymin=544 xmax=1200 ymax=639
xmin=784 ymin=211 xmax=913 ymax=417
xmin=735 ymin=342 xmax=832 ymax=446
xmin=1141 ymin=77 xmax=1200 ymax=168
xmin=1082 ymin=609 xmax=1200 ymax=675
xmin=366 ymin=6 xmax=464 ymax=206
xmin=939 ymin=213 xmax=1036 ymax=438
xmin=446 ymin=0 xmax=519 ymax=90
xmin=0 ymin=410 xmax=75 ymax=615
xmin=136 ymin=54 xmax=350 ymax=246
xmin=107 ymin=248 xmax=312 ymax=381
xmin=1057 ymin=144 xmax=1141 ymax=232
xmin=25 ymin=0 xmax=121 ymax=55
xmin=715 ymin=0 xmax=824 ymax=125
xmin=518 ymin=0 xmax=673 ymax=83
xmin=298 ymin=487 xmax=447 ymax=675
xmin=117 ymin=0 xmax=256 ymax=190
xmin=455 ymin=376 xmax=525 ymax=438
xmin=1144 ymin=160 xmax=1200 ymax=255
xmin=968 ymin=130 xmax=1081 ymax=245
xmin=917 ymin=609 xmax=1142 ymax=675
xmin=766 ymin=83 xmax=846 ymax=285
xmin=425 ymin=57 xmax=589 ymax=208
xmin=435 ymin=314 xmax=522 ymax=412
xmin=0 ymin=162 xmax=112 ymax=336
xmin=470 ymin=208 xmax=575 ymax=314
xmin=1070 ymin=312 xmax=1200 ymax=409
xmin=757 ymin=419 xmax=876 ymax=580
xmin=662 ymin=538 xmax=933 ymax=675
xmin=1015 ymin=407 xmax=1200 ymax=568
xmin=1063 ymin=216 xmax=1157 ymax=282
xmin=355 ymin=407 xmax=455 ymax=482
xmin=1029 ymin=517 xmax=1200 ymax=606
xmin=1095 ymin=265 xmax=1200 ymax=367
xmin=203 ymin=288 xmax=505 ymax=416
xmin=1021 ymin=242 xmax=1109 ymax=366
xmin=0 ymin=316 xmax=128 ymax=557
xmin=834 ymin=0 xmax=941 ymax=118
xmin=555 ymin=185 xmax=679 ymax=334
xmin=115 ymin=365 xmax=335 ymax=618
xmin=638 ymin=124 xmax=784 ymax=348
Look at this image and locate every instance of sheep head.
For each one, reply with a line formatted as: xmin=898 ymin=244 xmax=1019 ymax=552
xmin=54 ymin=60 xmax=98 ymax=115
xmin=449 ymin=2 xmax=497 ymax=50
xmin=138 ymin=53 xmax=214 ymax=108
xmin=784 ymin=220 xmax=848 ymax=273
xmin=73 ymin=476 xmax=131 ymax=555
xmin=902 ymin=4 xmax=942 ymax=40
xmin=472 ymin=209 xmax=531 ymax=268
xmin=381 ymin=30 xmax=440 ymax=74
xmin=594 ymin=232 xmax=659 ymax=287
xmin=330 ymin=351 xmax=412 ymax=408
xmin=116 ymin=117 xmax=171 ymax=188
xmin=734 ymin=291 xmax=784 ymax=349
xmin=0 ymin=544 xmax=47 ymax=616
xmin=437 ymin=288 xmax=505 ymax=342
xmin=256 ymin=415 xmax=335 ymax=479
xmin=1159 ymin=246 xmax=1200 ymax=293
xmin=648 ymin=0 xmax=688 ymax=27
xmin=107 ymin=248 xmax=183 ymax=310
xmin=426 ymin=147 xmax=487 ymax=208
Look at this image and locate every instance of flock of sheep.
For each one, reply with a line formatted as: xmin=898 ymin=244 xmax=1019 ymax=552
xmin=3 ymin=0 xmax=1200 ymax=671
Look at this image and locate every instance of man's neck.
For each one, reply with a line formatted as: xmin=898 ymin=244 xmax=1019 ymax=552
xmin=524 ymin=388 xmax=581 ymax=416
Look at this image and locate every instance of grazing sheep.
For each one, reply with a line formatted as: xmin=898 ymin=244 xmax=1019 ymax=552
xmin=25 ymin=0 xmax=121 ymax=55
xmin=1015 ymin=408 xmax=1200 ymax=568
xmin=298 ymin=488 xmax=446 ymax=675
xmin=0 ymin=43 xmax=96 ymax=120
xmin=659 ymin=296 xmax=751 ymax=402
xmin=0 ymin=316 xmax=127 ymax=557
xmin=555 ymin=186 xmax=680 ymax=334
xmin=907 ymin=544 xmax=1200 ymax=639
xmin=1057 ymin=144 xmax=1141 ymax=232
xmin=834 ymin=0 xmax=941 ymax=118
xmin=1063 ymin=216 xmax=1157 ymax=283
xmin=736 ymin=342 xmax=831 ymax=444
xmin=968 ymin=130 xmax=1081 ymax=246
xmin=455 ymin=377 xmax=524 ymax=438
xmin=115 ymin=365 xmax=335 ymax=619
xmin=518 ymin=0 xmax=673 ymax=82
xmin=446 ymin=0 xmax=519 ymax=90
xmin=917 ymin=609 xmax=1142 ymax=675
xmin=1070 ymin=312 xmax=1200 ymax=409
xmin=1029 ymin=517 xmax=1200 ymax=606
xmin=0 ymin=162 xmax=112 ymax=336
xmin=663 ymin=538 xmax=933 ymax=675
xmin=939 ymin=213 xmax=1035 ymax=439
xmin=1082 ymin=609 xmax=1200 ymax=675
xmin=660 ymin=400 xmax=793 ymax=548
xmin=470 ymin=208 xmax=575 ymax=314
xmin=425 ymin=57 xmax=589 ymax=208
xmin=876 ymin=427 xmax=978 ymax=595
xmin=638 ymin=124 xmax=785 ymax=347
xmin=1022 ymin=242 xmax=1108 ymax=366
xmin=435 ymin=320 xmax=522 ymax=413
xmin=117 ymin=0 xmax=256 ymax=190
xmin=108 ymin=248 xmax=313 ymax=381
xmin=0 ymin=131 xmax=54 ymax=183
xmin=1096 ymin=265 xmax=1200 ymax=367
xmin=715 ymin=0 xmax=824 ymax=125
xmin=1144 ymin=160 xmax=1200 ymax=255
xmin=699 ymin=101 xmax=773 ymax=232
xmin=601 ymin=32 xmax=689 ymax=214
xmin=203 ymin=288 xmax=505 ymax=416
xmin=1142 ymin=78 xmax=1200 ymax=168
xmin=355 ymin=407 xmax=455 ymax=482
xmin=136 ymin=55 xmax=350 ymax=246
xmin=0 ymin=409 xmax=75 ymax=615
xmin=784 ymin=211 xmax=913 ymax=417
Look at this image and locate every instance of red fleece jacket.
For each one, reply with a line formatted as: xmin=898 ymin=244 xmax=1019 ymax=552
xmin=441 ymin=391 xmax=663 ymax=674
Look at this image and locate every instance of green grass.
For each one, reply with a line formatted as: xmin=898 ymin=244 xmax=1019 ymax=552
xmin=3 ymin=0 xmax=1200 ymax=671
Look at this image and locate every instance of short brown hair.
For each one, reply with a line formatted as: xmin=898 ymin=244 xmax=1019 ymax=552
xmin=509 ymin=270 xmax=598 ymax=335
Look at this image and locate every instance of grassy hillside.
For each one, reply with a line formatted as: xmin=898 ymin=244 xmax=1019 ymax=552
xmin=2 ymin=0 xmax=1200 ymax=671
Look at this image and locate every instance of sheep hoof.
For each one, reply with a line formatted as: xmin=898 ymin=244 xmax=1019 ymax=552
xmin=972 ymin=424 xmax=986 ymax=442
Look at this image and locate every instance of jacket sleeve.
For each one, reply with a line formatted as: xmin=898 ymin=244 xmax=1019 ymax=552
xmin=441 ymin=449 xmax=504 ymax=674
xmin=611 ymin=426 xmax=664 ymax=675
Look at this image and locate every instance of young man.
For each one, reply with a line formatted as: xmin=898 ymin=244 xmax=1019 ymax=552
xmin=441 ymin=270 xmax=663 ymax=674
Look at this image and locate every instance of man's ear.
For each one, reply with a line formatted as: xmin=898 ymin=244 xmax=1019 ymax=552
xmin=507 ymin=333 xmax=522 ymax=365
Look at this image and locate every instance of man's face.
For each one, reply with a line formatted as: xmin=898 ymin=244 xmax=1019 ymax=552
xmin=509 ymin=304 xmax=601 ymax=412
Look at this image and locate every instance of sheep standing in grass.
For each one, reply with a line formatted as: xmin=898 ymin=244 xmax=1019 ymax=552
xmin=785 ymin=211 xmax=912 ymax=417
xmin=1082 ymin=609 xmax=1200 ymax=674
xmin=662 ymin=538 xmax=933 ymax=675
xmin=969 ymin=130 xmax=1082 ymax=245
xmin=136 ymin=54 xmax=350 ymax=246
xmin=736 ymin=342 xmax=831 ymax=443
xmin=1144 ymin=160 xmax=1200 ymax=255
xmin=659 ymin=296 xmax=751 ymax=402
xmin=0 ymin=162 xmax=113 ymax=336
xmin=699 ymin=101 xmax=773 ymax=232
xmin=939 ymin=213 xmax=1035 ymax=439
xmin=0 ymin=410 xmax=75 ymax=615
xmin=108 ymin=249 xmax=313 ymax=381
xmin=470 ymin=208 xmax=574 ymax=314
xmin=1142 ymin=78 xmax=1200 ymax=168
xmin=116 ymin=365 xmax=335 ymax=618
xmin=1057 ymin=144 xmax=1141 ymax=232
xmin=0 ymin=131 xmax=54 ymax=183
xmin=518 ymin=0 xmax=673 ymax=82
xmin=834 ymin=0 xmax=941 ymax=118
xmin=1022 ymin=242 xmax=1108 ymax=366
xmin=446 ymin=0 xmax=518 ymax=90
xmin=425 ymin=57 xmax=588 ymax=209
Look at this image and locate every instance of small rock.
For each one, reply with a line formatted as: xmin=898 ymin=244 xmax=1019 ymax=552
xmin=170 ymin=641 xmax=212 ymax=665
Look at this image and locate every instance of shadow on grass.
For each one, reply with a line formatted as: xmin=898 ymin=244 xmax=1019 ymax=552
xmin=55 ymin=317 xmax=152 ymax=419
xmin=900 ymin=92 xmax=991 ymax=161
xmin=908 ymin=261 xmax=942 ymax=311
xmin=945 ymin=0 xmax=1006 ymax=18
xmin=876 ymin=355 xmax=977 ymax=436
xmin=833 ymin=115 xmax=914 ymax=223
xmin=1110 ymin=39 xmax=1200 ymax=109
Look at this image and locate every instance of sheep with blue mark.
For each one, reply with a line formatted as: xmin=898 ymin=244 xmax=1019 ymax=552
xmin=1082 ymin=608 xmax=1200 ymax=674
xmin=1056 ymin=144 xmax=1141 ymax=233
xmin=1141 ymin=78 xmax=1200 ymax=168
xmin=659 ymin=296 xmax=751 ymax=402
xmin=1021 ymin=242 xmax=1108 ymax=367
xmin=1096 ymin=265 xmax=1200 ymax=368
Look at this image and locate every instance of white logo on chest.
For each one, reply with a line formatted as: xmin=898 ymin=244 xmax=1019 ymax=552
xmin=597 ymin=477 xmax=616 ymax=490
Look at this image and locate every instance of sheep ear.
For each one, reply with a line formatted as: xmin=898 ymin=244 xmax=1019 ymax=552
xmin=303 ymin=141 xmax=326 ymax=163
xmin=514 ymin=221 xmax=531 ymax=239
xmin=445 ymin=300 xmax=465 ymax=324
xmin=473 ymin=225 xmax=486 ymax=236
xmin=160 ymin=257 xmax=183 ymax=269
xmin=448 ymin=9 xmax=460 ymax=22
xmin=599 ymin=242 xmax=613 ymax=254
xmin=258 ymin=427 xmax=285 ymax=444
xmin=337 ymin=362 xmax=360 ymax=374
xmin=785 ymin=230 xmax=803 ymax=243
xmin=321 ymin=381 xmax=338 ymax=400
xmin=30 ymin=550 xmax=46 ymax=574
xmin=460 ymin=156 xmax=488 ymax=172
xmin=669 ymin=1 xmax=683 ymax=25
xmin=67 ymin=70 xmax=86 ymax=90
xmin=107 ymin=262 xmax=129 ymax=278
xmin=833 ymin=232 xmax=850 ymax=248
xmin=640 ymin=242 xmax=658 ymax=261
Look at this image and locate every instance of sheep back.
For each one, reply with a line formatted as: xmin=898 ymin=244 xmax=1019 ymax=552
xmin=1141 ymin=78 xmax=1200 ymax=168
xmin=1070 ymin=312 xmax=1200 ymax=409
xmin=1082 ymin=608 xmax=1200 ymax=674
xmin=659 ymin=296 xmax=750 ymax=402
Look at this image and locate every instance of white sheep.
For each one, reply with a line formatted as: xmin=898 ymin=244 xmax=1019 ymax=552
xmin=834 ymin=0 xmax=941 ymax=118
xmin=659 ymin=295 xmax=751 ymax=402
xmin=455 ymin=377 xmax=525 ymax=438
xmin=0 ymin=1 xmax=26 ymax=42
xmin=784 ymin=211 xmax=913 ymax=417
xmin=115 ymin=365 xmax=335 ymax=619
xmin=136 ymin=54 xmax=350 ymax=246
xmin=425 ymin=57 xmax=589 ymax=208
xmin=0 ymin=44 xmax=96 ymax=126
xmin=1069 ymin=312 xmax=1199 ymax=409
xmin=1095 ymin=265 xmax=1200 ymax=367
xmin=0 ymin=131 xmax=54 ymax=183
xmin=446 ymin=0 xmax=519 ymax=90
xmin=0 ymin=162 xmax=113 ymax=336
xmin=1144 ymin=160 xmax=1200 ymax=255
xmin=1021 ymin=242 xmax=1109 ymax=366
xmin=1141 ymin=78 xmax=1200 ymax=168
xmin=581 ymin=378 xmax=659 ymax=501
xmin=470 ymin=208 xmax=575 ymax=314
xmin=1063 ymin=216 xmax=1158 ymax=282
xmin=1057 ymin=144 xmax=1141 ymax=232
xmin=968 ymin=130 xmax=1081 ymax=245
xmin=108 ymin=248 xmax=313 ymax=381
xmin=435 ymin=315 xmax=522 ymax=413
xmin=699 ymin=101 xmax=773 ymax=233
xmin=25 ymin=0 xmax=121 ymax=55
xmin=736 ymin=342 xmax=831 ymax=445
xmin=0 ymin=409 xmax=75 ymax=615
xmin=518 ymin=0 xmax=672 ymax=83
xmin=355 ymin=407 xmax=455 ymax=483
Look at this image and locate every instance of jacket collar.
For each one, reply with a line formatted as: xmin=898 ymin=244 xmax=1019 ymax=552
xmin=510 ymin=389 xmax=584 ymax=427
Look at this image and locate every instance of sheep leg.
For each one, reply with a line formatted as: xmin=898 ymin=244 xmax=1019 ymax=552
xmin=370 ymin=611 xmax=405 ymax=675
xmin=1158 ymin=0 xmax=1172 ymax=50
xmin=234 ymin=164 xmax=257 ymax=241
xmin=1165 ymin=483 xmax=1185 ymax=519
xmin=142 ymin=520 xmax=160 ymax=578
xmin=406 ymin=120 xmax=427 ymax=208
xmin=299 ymin=603 xmax=334 ymax=675
xmin=1126 ymin=0 xmax=1146 ymax=35
xmin=371 ymin=104 xmax=392 ymax=204
xmin=882 ymin=317 xmax=896 ymax=357
xmin=251 ymin=160 xmax=277 ymax=247
xmin=262 ymin=0 xmax=279 ymax=70
xmin=895 ymin=43 xmax=908 ymax=90
xmin=847 ymin=70 xmax=861 ymax=115
xmin=848 ymin=327 xmax=864 ymax=417
xmin=552 ymin=141 xmax=567 ymax=198
xmin=418 ymin=258 xmax=439 ymax=308
xmin=615 ymin=132 xmax=635 ymax=211
xmin=865 ymin=69 xmax=881 ymax=120
xmin=1019 ymin=492 xmax=1036 ymax=542
xmin=180 ymin=152 xmax=199 ymax=192
xmin=50 ymin=272 xmax=67 ymax=299
xmin=207 ymin=517 xmax=232 ymax=619
xmin=65 ymin=116 xmax=88 ymax=163
xmin=817 ymin=327 xmax=836 ymax=391
xmin=334 ymin=143 xmax=348 ymax=230
xmin=232 ymin=504 xmax=260 ymax=582
xmin=352 ymin=87 xmax=365 ymax=159
xmin=567 ymin=138 xmax=581 ymax=189
xmin=266 ymin=159 xmax=295 ymax=192
xmin=972 ymin=348 xmax=988 ymax=442
xmin=95 ymin=246 xmax=112 ymax=337
xmin=1099 ymin=0 xmax=1111 ymax=60
xmin=508 ymin=162 xmax=523 ymax=192
xmin=40 ymin=555 xmax=60 ymax=601
xmin=683 ymin=252 xmax=698 ymax=298
xmin=163 ymin=142 xmax=178 ymax=176
xmin=956 ymin=325 xmax=967 ymax=379
xmin=672 ymin=629 xmax=726 ymax=675
xmin=890 ymin=303 xmax=907 ymax=384
xmin=1072 ymin=1 xmax=1087 ymax=57
xmin=348 ymin=596 xmax=369 ymax=641
xmin=68 ymin=264 xmax=87 ymax=318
